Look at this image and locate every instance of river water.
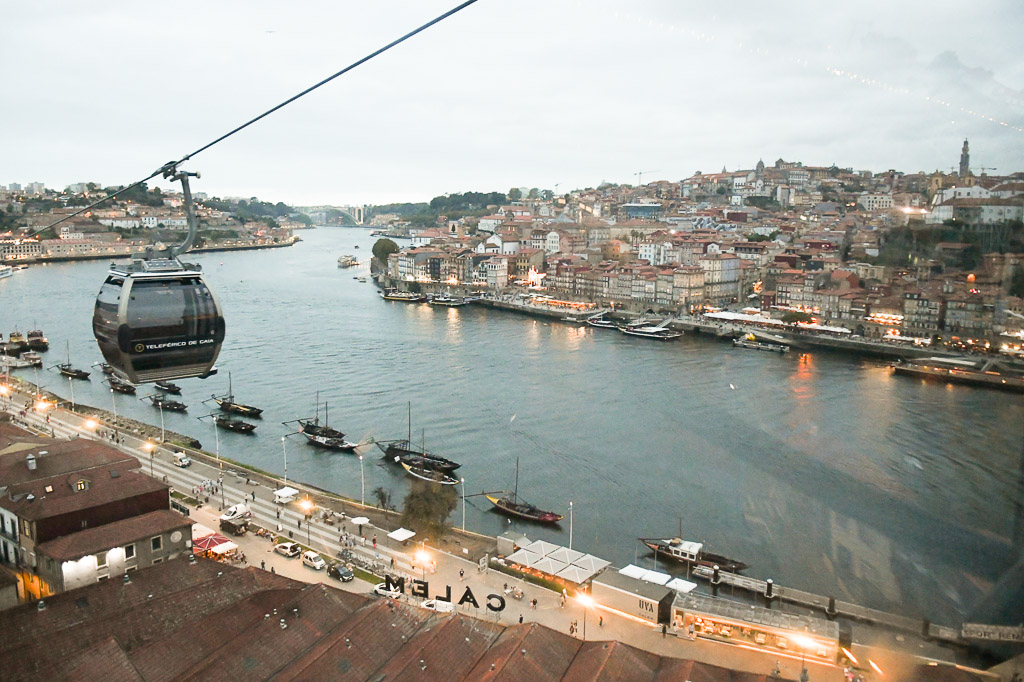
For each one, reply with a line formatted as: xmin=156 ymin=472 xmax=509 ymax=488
xmin=2 ymin=226 xmax=1021 ymax=627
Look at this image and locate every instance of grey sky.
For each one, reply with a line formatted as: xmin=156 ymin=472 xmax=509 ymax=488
xmin=4 ymin=1 xmax=1023 ymax=205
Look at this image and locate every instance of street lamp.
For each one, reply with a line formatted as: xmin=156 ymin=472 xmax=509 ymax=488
xmin=110 ymin=388 xmax=118 ymax=439
xmin=281 ymin=437 xmax=288 ymax=487
xmin=414 ymin=548 xmax=430 ymax=581
xmin=299 ymin=497 xmax=314 ymax=546
xmin=568 ymin=501 xmax=574 ymax=550
xmin=67 ymin=375 xmax=75 ymax=411
xmin=218 ymin=475 xmax=225 ymax=510
xmin=157 ymin=400 xmax=165 ymax=443
xmin=460 ymin=477 xmax=466 ymax=533
xmin=142 ymin=441 xmax=155 ymax=476
xmin=359 ymin=454 xmax=364 ymax=506
xmin=577 ymin=593 xmax=593 ymax=640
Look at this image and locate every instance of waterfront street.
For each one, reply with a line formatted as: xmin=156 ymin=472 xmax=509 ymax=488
xmin=2 ymin=380 xmax=1002 ymax=681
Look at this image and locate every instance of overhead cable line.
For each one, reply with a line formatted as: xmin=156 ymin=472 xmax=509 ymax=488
xmin=28 ymin=0 xmax=481 ymax=238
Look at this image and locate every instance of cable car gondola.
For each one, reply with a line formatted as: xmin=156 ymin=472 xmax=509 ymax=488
xmin=92 ymin=167 xmax=225 ymax=384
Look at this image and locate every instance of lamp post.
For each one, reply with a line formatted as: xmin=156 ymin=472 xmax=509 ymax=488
xmin=568 ymin=501 xmax=574 ymax=550
xmin=299 ymin=498 xmax=313 ymax=547
xmin=461 ymin=476 xmax=466 ymax=533
xmin=158 ymin=400 xmax=165 ymax=444
xmin=359 ymin=454 xmax=364 ymax=506
xmin=110 ymin=388 xmax=118 ymax=439
xmin=577 ymin=593 xmax=593 ymax=641
xmin=218 ymin=475 xmax=225 ymax=510
xmin=67 ymin=375 xmax=75 ymax=411
xmin=143 ymin=441 xmax=155 ymax=476
xmin=214 ymin=418 xmax=221 ymax=469
xmin=281 ymin=437 xmax=288 ymax=487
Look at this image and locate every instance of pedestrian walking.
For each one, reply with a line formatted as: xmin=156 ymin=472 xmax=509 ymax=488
xmin=518 ymin=614 xmax=523 ymax=624
xmin=599 ymin=616 xmax=603 ymax=627
xmin=261 ymin=560 xmax=266 ymax=570
xmin=661 ymin=624 xmax=667 ymax=637
xmin=459 ymin=568 xmax=464 ymax=581
xmin=531 ymin=598 xmax=537 ymax=610
xmin=276 ymin=509 xmax=281 ymax=519
xmin=297 ymin=519 xmax=301 ymax=529
xmin=361 ymin=535 xmax=366 ymax=546
xmin=271 ymin=566 xmax=276 ymax=574
xmin=372 ymin=534 xmax=377 ymax=548
xmin=251 ymin=491 xmax=255 ymax=501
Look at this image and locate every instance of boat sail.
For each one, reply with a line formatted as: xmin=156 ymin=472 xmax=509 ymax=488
xmin=485 ymin=458 xmax=563 ymax=524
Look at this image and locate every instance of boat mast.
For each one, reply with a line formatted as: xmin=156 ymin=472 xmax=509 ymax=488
xmin=324 ymin=400 xmax=329 ymax=427
xmin=514 ymin=457 xmax=519 ymax=502
xmin=314 ymin=391 xmax=320 ymax=425
xmin=407 ymin=401 xmax=412 ymax=445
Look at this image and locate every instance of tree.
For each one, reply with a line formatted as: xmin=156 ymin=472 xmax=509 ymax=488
xmin=508 ymin=188 xmax=522 ymax=201
xmin=372 ymin=486 xmax=393 ymax=513
xmin=400 ymin=480 xmax=457 ymax=538
xmin=372 ymin=238 xmax=399 ymax=263
xmin=781 ymin=311 xmax=814 ymax=324
xmin=528 ymin=188 xmax=540 ymax=199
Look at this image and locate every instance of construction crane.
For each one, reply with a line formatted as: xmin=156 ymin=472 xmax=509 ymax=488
xmin=977 ymin=166 xmax=997 ymax=175
xmin=634 ymin=170 xmax=659 ymax=186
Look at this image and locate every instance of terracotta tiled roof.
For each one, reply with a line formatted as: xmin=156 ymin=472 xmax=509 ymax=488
xmin=36 ymin=509 xmax=191 ymax=561
xmin=2 ymin=465 xmax=168 ymax=521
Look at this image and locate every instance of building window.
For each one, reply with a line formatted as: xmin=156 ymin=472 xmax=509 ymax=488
xmin=152 ymin=557 xmax=162 ymax=564
xmin=125 ymin=544 xmax=135 ymax=560
xmin=151 ymin=536 xmax=162 ymax=552
xmin=76 ymin=480 xmax=87 ymax=491
xmin=96 ymin=552 xmax=107 ymax=568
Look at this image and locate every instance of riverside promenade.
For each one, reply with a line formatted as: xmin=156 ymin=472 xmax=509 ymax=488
xmin=0 ymin=378 xmax=996 ymax=681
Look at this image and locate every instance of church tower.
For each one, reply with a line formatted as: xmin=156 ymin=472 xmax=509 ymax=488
xmin=959 ymin=139 xmax=970 ymax=179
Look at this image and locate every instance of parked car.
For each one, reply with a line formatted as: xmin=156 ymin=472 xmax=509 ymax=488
xmin=302 ymin=550 xmax=326 ymax=570
xmin=274 ymin=542 xmax=300 ymax=558
xmin=419 ymin=599 xmax=454 ymax=614
xmin=373 ymin=583 xmax=403 ymax=599
xmin=327 ymin=563 xmax=354 ymax=582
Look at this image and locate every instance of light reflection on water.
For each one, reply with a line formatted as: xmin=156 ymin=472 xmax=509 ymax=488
xmin=0 ymin=227 xmax=1021 ymax=626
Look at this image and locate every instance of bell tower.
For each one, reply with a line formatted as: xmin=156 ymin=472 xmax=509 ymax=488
xmin=959 ymin=139 xmax=970 ymax=179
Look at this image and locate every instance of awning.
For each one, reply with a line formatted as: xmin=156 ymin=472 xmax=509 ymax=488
xmin=274 ymin=486 xmax=299 ymax=501
xmin=532 ymin=556 xmax=568 ymax=576
xmin=571 ymin=554 xmax=609 ymax=573
xmin=192 ymin=523 xmax=216 ymax=540
xmin=547 ymin=546 xmax=584 ymax=565
xmin=666 ymin=577 xmax=698 ymax=594
xmin=523 ymin=539 xmax=561 ymax=557
xmin=210 ymin=541 xmax=239 ymax=555
xmin=387 ymin=527 xmax=415 ymax=542
xmin=619 ymin=564 xmax=671 ymax=585
xmin=192 ymin=533 xmax=232 ymax=553
xmin=555 ymin=564 xmax=593 ymax=584
xmin=506 ymin=548 xmax=541 ymax=567
xmin=351 ymin=516 xmax=370 ymax=526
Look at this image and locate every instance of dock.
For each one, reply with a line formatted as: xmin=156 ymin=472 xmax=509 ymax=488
xmin=692 ymin=566 xmax=962 ymax=643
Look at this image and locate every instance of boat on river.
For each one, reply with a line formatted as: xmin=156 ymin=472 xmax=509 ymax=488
xmin=381 ymin=289 xmax=427 ymax=303
xmin=154 ymin=381 xmax=182 ymax=394
xmin=147 ymin=394 xmax=188 ymax=412
xmin=109 ymin=375 xmax=137 ymax=394
xmin=733 ymin=334 xmax=789 ymax=353
xmin=587 ymin=316 xmax=618 ymax=329
xmin=891 ymin=357 xmax=1024 ymax=393
xmin=7 ymin=331 xmax=27 ymax=353
xmin=0 ymin=265 xmax=12 ymax=279
xmin=429 ymin=294 xmax=466 ymax=306
xmin=485 ymin=459 xmax=563 ymax=524
xmin=290 ymin=394 xmax=357 ymax=451
xmin=215 ymin=415 xmax=257 ymax=433
xmin=337 ymin=255 xmax=359 ymax=268
xmin=376 ymin=402 xmax=461 ymax=472
xmin=210 ymin=373 xmax=263 ymax=417
xmin=26 ymin=330 xmax=49 ymax=351
xmin=619 ymin=324 xmax=682 ymax=340
xmin=639 ymin=536 xmax=748 ymax=572
xmin=21 ymin=351 xmax=43 ymax=367
xmin=401 ymin=461 xmax=459 ymax=485
xmin=54 ymin=341 xmax=90 ymax=380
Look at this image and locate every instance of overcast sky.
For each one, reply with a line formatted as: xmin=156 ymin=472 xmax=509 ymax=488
xmin=4 ymin=1 xmax=1023 ymax=206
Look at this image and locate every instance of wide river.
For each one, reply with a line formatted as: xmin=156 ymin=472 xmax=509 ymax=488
xmin=2 ymin=226 xmax=1021 ymax=627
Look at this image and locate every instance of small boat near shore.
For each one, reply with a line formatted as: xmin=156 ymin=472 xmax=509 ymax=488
xmin=26 ymin=330 xmax=49 ymax=351
xmin=290 ymin=395 xmax=357 ymax=451
xmin=733 ymin=334 xmax=789 ymax=353
xmin=155 ymin=381 xmax=182 ymax=394
xmin=337 ymin=255 xmax=359 ymax=268
xmin=639 ymin=536 xmax=748 ymax=572
xmin=429 ymin=294 xmax=466 ymax=306
xmin=147 ymin=395 xmax=188 ymax=412
xmin=587 ymin=317 xmax=618 ymax=329
xmin=0 ymin=265 xmax=12 ymax=279
xmin=21 ymin=351 xmax=43 ymax=367
xmin=401 ymin=461 xmax=459 ymax=485
xmin=210 ymin=373 xmax=263 ymax=417
xmin=376 ymin=402 xmax=461 ymax=472
xmin=53 ymin=341 xmax=90 ymax=380
xmin=891 ymin=357 xmax=1024 ymax=393
xmin=486 ymin=459 xmax=563 ymax=524
xmin=109 ymin=376 xmax=137 ymax=394
xmin=381 ymin=288 xmax=427 ymax=303
xmin=619 ymin=325 xmax=682 ymax=340
xmin=215 ymin=415 xmax=257 ymax=433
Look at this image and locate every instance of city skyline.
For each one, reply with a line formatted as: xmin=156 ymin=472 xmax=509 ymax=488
xmin=3 ymin=0 xmax=1023 ymax=206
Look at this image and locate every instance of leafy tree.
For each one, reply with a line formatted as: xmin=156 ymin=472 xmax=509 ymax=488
xmin=782 ymin=311 xmax=814 ymax=324
xmin=508 ymin=188 xmax=522 ymax=201
xmin=528 ymin=188 xmax=539 ymax=199
xmin=541 ymin=189 xmax=554 ymax=201
xmin=400 ymin=480 xmax=457 ymax=539
xmin=372 ymin=238 xmax=399 ymax=263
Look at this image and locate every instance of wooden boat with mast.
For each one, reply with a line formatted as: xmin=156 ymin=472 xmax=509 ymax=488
xmin=638 ymin=534 xmax=747 ymax=572
xmin=376 ymin=402 xmax=460 ymax=472
xmin=287 ymin=393 xmax=357 ymax=451
xmin=108 ymin=375 xmax=136 ymax=394
xmin=215 ymin=414 xmax=256 ymax=433
xmin=485 ymin=459 xmax=563 ymax=524
xmin=401 ymin=461 xmax=459 ymax=485
xmin=146 ymin=394 xmax=188 ymax=412
xmin=210 ymin=372 xmax=263 ymax=417
xmin=53 ymin=341 xmax=90 ymax=380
